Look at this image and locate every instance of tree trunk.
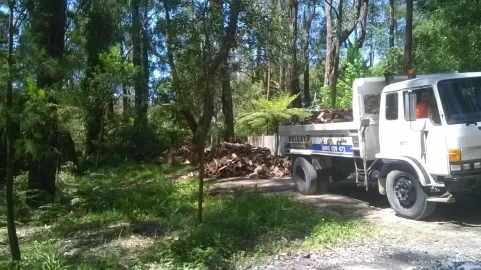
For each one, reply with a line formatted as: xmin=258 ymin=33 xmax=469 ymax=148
xmin=290 ymin=0 xmax=302 ymax=108
xmin=163 ymin=0 xmax=198 ymax=137
xmin=221 ymin=58 xmax=234 ymax=142
xmin=120 ymin=38 xmax=131 ymax=122
xmin=303 ymin=0 xmax=316 ymax=108
xmin=370 ymin=30 xmax=374 ymax=67
xmin=255 ymin=42 xmax=262 ymax=81
xmin=389 ymin=0 xmax=395 ymax=48
xmin=324 ymin=0 xmax=334 ymax=88
xmin=331 ymin=0 xmax=343 ymax=108
xmin=196 ymin=0 xmax=242 ymax=224
xmin=324 ymin=0 xmax=367 ymax=108
xmin=83 ymin=1 xmax=116 ymax=155
xmin=141 ymin=6 xmax=150 ymax=120
xmin=131 ymin=0 xmax=148 ymax=158
xmin=267 ymin=66 xmax=271 ymax=99
xmin=274 ymin=124 xmax=279 ymax=156
xmin=27 ymin=0 xmax=68 ymax=206
xmin=356 ymin=0 xmax=369 ymax=48
xmin=6 ymin=0 xmax=21 ymax=261
xmin=403 ymin=0 xmax=413 ymax=74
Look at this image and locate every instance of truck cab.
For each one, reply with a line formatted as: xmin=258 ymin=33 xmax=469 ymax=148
xmin=279 ymin=72 xmax=481 ymax=220
xmin=376 ymin=72 xmax=481 ymax=217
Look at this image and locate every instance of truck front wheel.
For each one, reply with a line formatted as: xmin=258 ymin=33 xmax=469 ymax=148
xmin=292 ymin=157 xmax=318 ymax=195
xmin=386 ymin=170 xmax=436 ymax=220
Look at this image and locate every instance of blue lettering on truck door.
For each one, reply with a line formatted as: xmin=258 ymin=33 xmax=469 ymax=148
xmin=286 ymin=136 xmax=353 ymax=153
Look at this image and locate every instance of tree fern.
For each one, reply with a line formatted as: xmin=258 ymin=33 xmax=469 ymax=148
xmin=236 ymin=93 xmax=309 ymax=155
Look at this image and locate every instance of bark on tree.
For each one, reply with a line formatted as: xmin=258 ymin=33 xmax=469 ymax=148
xmin=356 ymin=0 xmax=369 ymax=48
xmin=141 ymin=5 xmax=150 ymax=124
xmin=6 ymin=0 xmax=21 ymax=261
xmin=163 ymin=0 xmax=242 ymax=223
xmin=331 ymin=0 xmax=343 ymax=108
xmin=369 ymin=30 xmax=374 ymax=67
xmin=131 ymin=0 xmax=149 ymax=159
xmin=84 ymin=1 xmax=116 ymax=155
xmin=119 ymin=36 xmax=131 ymax=122
xmin=195 ymin=0 xmax=242 ymax=224
xmin=303 ymin=0 xmax=316 ymax=108
xmin=403 ymin=0 xmax=413 ymax=74
xmin=27 ymin=0 xmax=70 ymax=207
xmin=324 ymin=0 xmax=333 ymax=87
xmin=255 ymin=42 xmax=262 ymax=82
xmin=163 ymin=0 xmax=199 ymax=137
xmin=389 ymin=0 xmax=395 ymax=48
xmin=290 ymin=0 xmax=302 ymax=108
xmin=323 ymin=0 xmax=368 ymax=108
xmin=221 ymin=57 xmax=234 ymax=142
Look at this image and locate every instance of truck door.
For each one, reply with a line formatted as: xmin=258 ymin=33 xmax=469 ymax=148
xmin=402 ymin=87 xmax=445 ymax=175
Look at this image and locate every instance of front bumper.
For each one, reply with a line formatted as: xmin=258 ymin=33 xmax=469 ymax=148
xmin=442 ymin=174 xmax=481 ymax=193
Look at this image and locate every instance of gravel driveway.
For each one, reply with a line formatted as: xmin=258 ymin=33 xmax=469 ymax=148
xmin=210 ymin=177 xmax=481 ymax=270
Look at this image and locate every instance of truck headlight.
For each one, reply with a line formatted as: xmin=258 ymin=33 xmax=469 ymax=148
xmin=451 ymin=164 xmax=461 ymax=171
xmin=463 ymin=163 xmax=472 ymax=170
xmin=474 ymin=162 xmax=481 ymax=169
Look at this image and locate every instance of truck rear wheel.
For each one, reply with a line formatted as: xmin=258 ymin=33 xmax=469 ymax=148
xmin=386 ymin=170 xmax=436 ymax=220
xmin=292 ymin=157 xmax=318 ymax=195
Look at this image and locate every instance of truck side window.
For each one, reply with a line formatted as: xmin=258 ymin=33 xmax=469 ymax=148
xmin=364 ymin=94 xmax=381 ymax=114
xmin=403 ymin=87 xmax=441 ymax=125
xmin=385 ymin=93 xmax=398 ymax=120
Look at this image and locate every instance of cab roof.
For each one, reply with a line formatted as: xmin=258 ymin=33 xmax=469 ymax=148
xmin=382 ymin=72 xmax=481 ymax=93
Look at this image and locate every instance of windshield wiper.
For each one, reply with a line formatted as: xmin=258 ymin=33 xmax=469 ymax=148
xmin=465 ymin=121 xmax=478 ymax=126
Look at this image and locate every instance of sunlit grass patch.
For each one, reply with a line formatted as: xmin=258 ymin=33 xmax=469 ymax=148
xmin=0 ymin=163 xmax=373 ymax=269
xmin=142 ymin=190 xmax=372 ymax=269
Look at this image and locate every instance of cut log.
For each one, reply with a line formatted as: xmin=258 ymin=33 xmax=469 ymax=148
xmin=162 ymin=142 xmax=292 ymax=179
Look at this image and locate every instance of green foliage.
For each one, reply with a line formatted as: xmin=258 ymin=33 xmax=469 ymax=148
xmin=236 ymin=93 xmax=309 ymax=136
xmin=0 ymin=163 xmax=370 ymax=269
xmin=13 ymin=240 xmax=68 ymax=270
xmin=318 ymin=47 xmax=371 ymax=110
xmin=14 ymin=77 xmax=58 ymax=163
xmin=148 ymin=104 xmax=191 ymax=148
xmin=370 ymin=48 xmax=404 ymax=76
xmin=412 ymin=0 xmax=481 ymax=73
xmin=156 ymin=191 xmax=368 ymax=269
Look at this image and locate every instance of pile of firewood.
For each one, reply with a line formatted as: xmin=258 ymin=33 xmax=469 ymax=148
xmin=204 ymin=143 xmax=290 ymax=178
xmin=162 ymin=142 xmax=291 ymax=179
xmin=284 ymin=109 xmax=353 ymax=125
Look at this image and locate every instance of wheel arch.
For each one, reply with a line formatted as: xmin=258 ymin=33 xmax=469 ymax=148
xmin=378 ymin=156 xmax=432 ymax=187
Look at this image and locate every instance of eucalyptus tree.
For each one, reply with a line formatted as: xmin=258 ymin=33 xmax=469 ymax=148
xmin=24 ymin=0 xmax=71 ymax=207
xmin=160 ymin=0 xmax=243 ymax=223
xmin=324 ymin=0 xmax=368 ymax=108
xmin=3 ymin=0 xmax=21 ymax=261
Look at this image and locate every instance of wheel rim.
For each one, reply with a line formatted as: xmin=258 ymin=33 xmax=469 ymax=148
xmin=394 ymin=176 xmax=417 ymax=208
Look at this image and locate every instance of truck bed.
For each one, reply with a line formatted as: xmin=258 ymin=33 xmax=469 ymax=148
xmin=278 ymin=119 xmax=380 ymax=160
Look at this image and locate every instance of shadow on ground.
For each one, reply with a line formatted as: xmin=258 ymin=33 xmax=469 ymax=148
xmin=209 ymin=176 xmax=481 ymax=225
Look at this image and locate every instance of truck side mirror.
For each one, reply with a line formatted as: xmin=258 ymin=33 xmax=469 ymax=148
xmin=405 ymin=92 xmax=417 ymax=121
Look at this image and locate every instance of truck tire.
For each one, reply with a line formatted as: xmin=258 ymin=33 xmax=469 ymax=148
xmin=292 ymin=157 xmax=318 ymax=195
xmin=386 ymin=170 xmax=436 ymax=220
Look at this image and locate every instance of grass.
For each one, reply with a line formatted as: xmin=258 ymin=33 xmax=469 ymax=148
xmin=0 ymin=162 xmax=373 ymax=270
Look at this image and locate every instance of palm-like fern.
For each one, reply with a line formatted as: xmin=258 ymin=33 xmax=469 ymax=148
xmin=236 ymin=93 xmax=309 ymax=155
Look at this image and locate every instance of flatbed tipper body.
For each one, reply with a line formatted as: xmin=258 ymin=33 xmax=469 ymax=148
xmin=279 ymin=72 xmax=481 ymax=220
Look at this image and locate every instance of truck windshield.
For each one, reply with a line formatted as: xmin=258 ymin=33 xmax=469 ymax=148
xmin=438 ymin=77 xmax=481 ymax=125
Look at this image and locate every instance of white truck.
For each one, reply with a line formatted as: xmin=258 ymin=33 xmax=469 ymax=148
xmin=279 ymin=72 xmax=481 ymax=220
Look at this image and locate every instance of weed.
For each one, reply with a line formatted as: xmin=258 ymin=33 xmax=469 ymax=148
xmin=0 ymin=163 xmax=371 ymax=269
xmin=143 ymin=190 xmax=370 ymax=269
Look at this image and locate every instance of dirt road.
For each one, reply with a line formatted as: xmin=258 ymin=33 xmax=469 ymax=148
xmin=210 ymin=177 xmax=481 ymax=270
